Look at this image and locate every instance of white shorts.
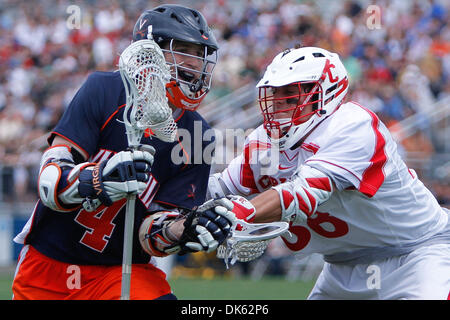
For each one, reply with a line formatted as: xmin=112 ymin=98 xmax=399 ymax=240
xmin=308 ymin=243 xmax=450 ymax=300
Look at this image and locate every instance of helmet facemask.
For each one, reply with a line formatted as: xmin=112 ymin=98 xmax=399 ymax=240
xmin=256 ymin=47 xmax=350 ymax=150
xmin=162 ymin=39 xmax=217 ymax=111
xmin=259 ymin=81 xmax=323 ymax=148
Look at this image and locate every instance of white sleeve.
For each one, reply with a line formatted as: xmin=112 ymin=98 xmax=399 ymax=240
xmin=305 ymin=109 xmax=389 ymax=197
xmin=210 ymin=129 xmax=271 ymax=197
xmin=215 ymin=153 xmax=256 ymax=196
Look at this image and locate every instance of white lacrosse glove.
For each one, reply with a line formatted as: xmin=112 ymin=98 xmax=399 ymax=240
xmin=178 ymin=198 xmax=237 ymax=254
xmin=78 ymin=145 xmax=155 ymax=209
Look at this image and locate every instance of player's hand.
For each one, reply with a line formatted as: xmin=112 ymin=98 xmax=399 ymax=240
xmin=179 ymin=198 xmax=237 ymax=254
xmin=78 ymin=145 xmax=155 ymax=207
xmin=227 ymin=195 xmax=256 ymax=225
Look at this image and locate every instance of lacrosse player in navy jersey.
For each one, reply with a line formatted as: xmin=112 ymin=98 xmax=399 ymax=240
xmin=12 ymin=5 xmax=236 ymax=300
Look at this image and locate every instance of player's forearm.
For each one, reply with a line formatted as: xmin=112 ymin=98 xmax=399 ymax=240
xmin=139 ymin=199 xmax=237 ymax=257
xmin=271 ymin=166 xmax=334 ymax=224
xmin=250 ymin=189 xmax=283 ymax=223
xmin=138 ymin=211 xmax=182 ymax=257
xmin=248 ymin=166 xmax=335 ymax=225
xmin=165 ymin=218 xmax=185 ymax=240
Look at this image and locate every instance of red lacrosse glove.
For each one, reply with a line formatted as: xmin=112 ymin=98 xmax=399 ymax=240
xmin=227 ymin=195 xmax=256 ymax=227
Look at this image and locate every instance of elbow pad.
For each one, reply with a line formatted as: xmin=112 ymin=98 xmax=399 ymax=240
xmin=272 ymin=165 xmax=334 ymax=224
xmin=38 ymin=145 xmax=94 ymax=212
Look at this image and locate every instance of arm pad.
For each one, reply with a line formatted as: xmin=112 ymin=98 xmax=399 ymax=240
xmin=273 ymin=165 xmax=334 ymax=224
xmin=138 ymin=211 xmax=182 ymax=257
xmin=38 ymin=145 xmax=95 ymax=212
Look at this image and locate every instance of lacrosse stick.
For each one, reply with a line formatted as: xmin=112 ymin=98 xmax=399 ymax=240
xmin=118 ymin=39 xmax=176 ymax=300
xmin=217 ymin=220 xmax=289 ymax=268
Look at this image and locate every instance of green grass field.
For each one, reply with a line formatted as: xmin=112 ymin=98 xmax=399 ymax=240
xmin=0 ymin=272 xmax=315 ymax=300
xmin=0 ymin=274 xmax=13 ymax=300
xmin=170 ymin=276 xmax=315 ymax=300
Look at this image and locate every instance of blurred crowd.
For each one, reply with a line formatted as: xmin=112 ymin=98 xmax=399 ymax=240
xmin=0 ymin=0 xmax=449 ymax=206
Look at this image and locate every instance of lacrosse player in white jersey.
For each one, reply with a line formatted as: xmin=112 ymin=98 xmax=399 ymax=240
xmin=210 ymin=46 xmax=450 ymax=300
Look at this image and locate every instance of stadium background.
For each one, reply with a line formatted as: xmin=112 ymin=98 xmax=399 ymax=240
xmin=0 ymin=0 xmax=449 ymax=300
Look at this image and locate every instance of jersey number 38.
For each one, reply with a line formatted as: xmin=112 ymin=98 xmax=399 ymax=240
xmin=282 ymin=211 xmax=349 ymax=251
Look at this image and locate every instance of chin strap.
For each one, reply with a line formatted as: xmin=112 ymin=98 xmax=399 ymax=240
xmin=166 ymin=81 xmax=204 ymax=111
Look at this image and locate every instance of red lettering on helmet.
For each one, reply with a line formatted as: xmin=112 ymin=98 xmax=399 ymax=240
xmin=335 ymin=76 xmax=349 ymax=97
xmin=322 ymin=59 xmax=338 ymax=83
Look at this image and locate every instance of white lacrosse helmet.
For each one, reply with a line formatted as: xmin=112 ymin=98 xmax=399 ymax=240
xmin=256 ymin=46 xmax=349 ymax=150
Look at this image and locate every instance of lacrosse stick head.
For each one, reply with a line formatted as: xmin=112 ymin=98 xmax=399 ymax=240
xmin=119 ymin=39 xmax=177 ymax=146
xmin=217 ymin=220 xmax=289 ymax=268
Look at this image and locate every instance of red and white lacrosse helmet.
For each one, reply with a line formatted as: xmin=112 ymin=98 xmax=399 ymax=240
xmin=257 ymin=47 xmax=349 ymax=150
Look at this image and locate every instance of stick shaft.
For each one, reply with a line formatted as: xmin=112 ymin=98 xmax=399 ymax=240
xmin=120 ymin=194 xmax=136 ymax=300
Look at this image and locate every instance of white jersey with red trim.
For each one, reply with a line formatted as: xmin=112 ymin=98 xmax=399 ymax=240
xmin=220 ymin=101 xmax=448 ymax=259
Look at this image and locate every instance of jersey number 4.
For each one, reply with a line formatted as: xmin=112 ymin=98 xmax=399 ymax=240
xmin=282 ymin=211 xmax=349 ymax=251
xmin=74 ymin=199 xmax=127 ymax=252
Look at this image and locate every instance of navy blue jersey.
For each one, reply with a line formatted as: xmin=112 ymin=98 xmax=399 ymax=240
xmin=22 ymin=71 xmax=215 ymax=265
